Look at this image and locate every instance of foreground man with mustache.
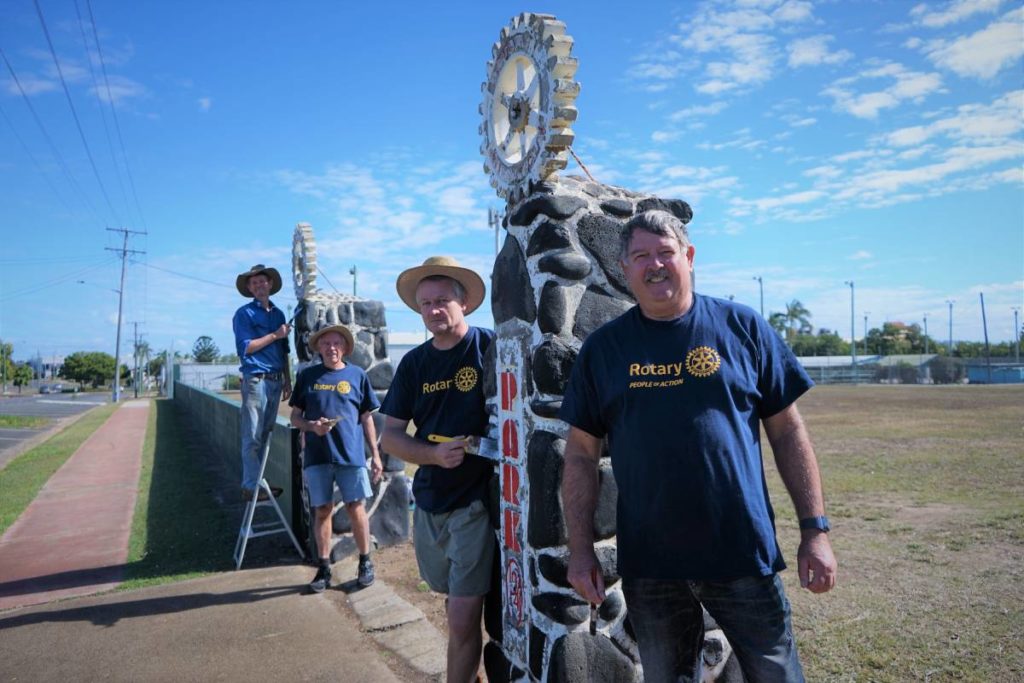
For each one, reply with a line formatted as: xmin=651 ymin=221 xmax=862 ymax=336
xmin=560 ymin=210 xmax=837 ymax=683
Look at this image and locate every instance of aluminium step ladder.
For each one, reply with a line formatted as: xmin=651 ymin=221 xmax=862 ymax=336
xmin=233 ymin=429 xmax=305 ymax=569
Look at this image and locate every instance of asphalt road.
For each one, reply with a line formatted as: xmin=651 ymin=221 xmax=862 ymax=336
xmin=0 ymin=393 xmax=109 ymax=470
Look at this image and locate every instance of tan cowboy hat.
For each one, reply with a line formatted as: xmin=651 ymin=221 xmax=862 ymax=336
xmin=236 ymin=264 xmax=283 ymax=297
xmin=395 ymin=256 xmax=485 ymax=314
xmin=308 ymin=324 xmax=355 ymax=356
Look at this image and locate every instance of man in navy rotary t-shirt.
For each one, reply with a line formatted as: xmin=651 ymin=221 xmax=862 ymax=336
xmin=380 ymin=256 xmax=495 ymax=683
xmin=290 ymin=324 xmax=381 ymax=593
xmin=560 ymin=211 xmax=837 ymax=683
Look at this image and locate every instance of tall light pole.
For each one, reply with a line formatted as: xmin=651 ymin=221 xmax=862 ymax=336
xmin=349 ymin=265 xmax=357 ymax=296
xmin=1013 ymin=307 xmax=1020 ymax=364
xmin=863 ymin=311 xmax=870 ymax=355
xmin=488 ymin=207 xmax=502 ymax=256
xmin=752 ymin=276 xmax=764 ymax=317
xmin=845 ymin=281 xmax=856 ymax=369
xmin=946 ymin=299 xmax=955 ymax=355
xmin=923 ymin=313 xmax=929 ymax=355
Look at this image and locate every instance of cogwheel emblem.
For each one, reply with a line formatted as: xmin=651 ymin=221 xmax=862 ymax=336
xmin=336 ymin=381 xmax=351 ymax=395
xmin=454 ymin=367 xmax=478 ymax=392
xmin=685 ymin=346 xmax=721 ymax=378
xmin=479 ymin=12 xmax=580 ymax=204
xmin=292 ymin=222 xmax=318 ymax=301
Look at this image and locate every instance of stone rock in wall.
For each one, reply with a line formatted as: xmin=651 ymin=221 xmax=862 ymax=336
xmin=538 ymin=249 xmax=593 ymax=280
xmin=369 ymin=474 xmax=411 ymax=546
xmin=373 ymin=333 xmax=387 ymax=360
xmin=348 ymin=340 xmax=373 ymax=370
xmin=548 ymin=632 xmax=638 ymax=683
xmin=367 ymin=361 xmax=394 ymax=390
xmin=538 ymin=282 xmax=573 ymax=335
xmin=533 ymin=592 xmax=589 ymax=625
xmin=636 ymin=196 xmax=694 ymax=224
xmin=598 ymin=589 xmax=624 ymax=622
xmin=354 ymin=300 xmax=386 ymax=327
xmin=599 ymin=199 xmax=633 ymax=217
xmin=526 ymin=220 xmax=574 ymax=256
xmin=484 ymin=641 xmax=524 ymax=683
xmin=532 ymin=338 xmax=577 ymax=396
xmin=337 ymin=303 xmax=353 ymax=325
xmin=509 ymin=194 xmax=587 ymax=226
xmin=527 ymin=430 xmax=566 ymax=548
xmin=530 ymin=626 xmax=546 ymax=680
xmin=482 ymin=338 xmax=498 ymax=403
xmin=595 ymin=463 xmax=618 ymax=541
xmin=493 ymin=237 xmax=536 ymax=325
xmin=573 ymin=286 xmax=634 ymax=339
xmin=576 ymin=213 xmax=630 ymax=296
xmin=537 ymin=545 xmax=620 ymax=589
xmin=529 ymin=398 xmax=562 ymax=418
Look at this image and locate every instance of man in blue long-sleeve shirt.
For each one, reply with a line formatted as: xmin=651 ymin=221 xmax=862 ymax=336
xmin=232 ymin=264 xmax=292 ymax=501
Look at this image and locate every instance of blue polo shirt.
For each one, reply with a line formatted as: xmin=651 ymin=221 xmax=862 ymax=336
xmin=232 ymin=299 xmax=289 ymax=375
xmin=559 ymin=294 xmax=813 ymax=581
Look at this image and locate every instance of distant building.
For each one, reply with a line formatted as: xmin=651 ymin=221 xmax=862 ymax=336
xmin=28 ymin=354 xmax=64 ymax=380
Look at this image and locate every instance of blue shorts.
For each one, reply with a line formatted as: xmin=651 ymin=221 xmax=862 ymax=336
xmin=304 ymin=464 xmax=371 ymax=507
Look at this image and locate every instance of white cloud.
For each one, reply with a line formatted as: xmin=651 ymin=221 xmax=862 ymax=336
xmin=823 ymin=62 xmax=944 ymax=119
xmin=198 ymin=97 xmax=212 ymax=112
xmin=90 ymin=75 xmax=147 ymax=105
xmin=910 ymin=0 xmax=1004 ymax=28
xmin=922 ymin=7 xmax=1024 ymax=79
xmin=850 ymin=250 xmax=873 ymax=260
xmin=787 ymin=35 xmax=853 ymax=68
xmin=668 ymin=101 xmax=729 ymax=122
xmin=880 ymin=89 xmax=1023 ymax=147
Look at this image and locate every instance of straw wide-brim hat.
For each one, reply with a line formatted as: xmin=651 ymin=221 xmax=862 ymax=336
xmin=395 ymin=256 xmax=485 ymax=314
xmin=236 ymin=264 xmax=283 ymax=297
xmin=308 ymin=324 xmax=355 ymax=356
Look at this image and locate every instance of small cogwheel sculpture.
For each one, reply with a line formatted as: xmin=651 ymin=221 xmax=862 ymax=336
xmin=292 ymin=222 xmax=318 ymax=301
xmin=479 ymin=12 xmax=580 ymax=204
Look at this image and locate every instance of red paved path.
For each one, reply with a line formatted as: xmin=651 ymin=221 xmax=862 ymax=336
xmin=0 ymin=401 xmax=148 ymax=611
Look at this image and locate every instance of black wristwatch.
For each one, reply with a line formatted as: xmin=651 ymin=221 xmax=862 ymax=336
xmin=799 ymin=516 xmax=831 ymax=532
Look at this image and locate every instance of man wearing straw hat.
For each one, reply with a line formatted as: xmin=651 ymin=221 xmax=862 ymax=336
xmin=380 ymin=256 xmax=495 ymax=683
xmin=290 ymin=324 xmax=382 ymax=592
xmin=232 ymin=264 xmax=291 ymax=502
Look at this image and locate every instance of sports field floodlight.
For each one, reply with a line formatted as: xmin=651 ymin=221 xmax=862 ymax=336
xmin=845 ymin=281 xmax=855 ymax=369
xmin=752 ymin=276 xmax=763 ymax=317
xmin=946 ymin=300 xmax=955 ymax=354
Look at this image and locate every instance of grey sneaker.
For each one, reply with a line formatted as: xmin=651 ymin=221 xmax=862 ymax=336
xmin=309 ymin=565 xmax=332 ymax=593
xmin=357 ymin=558 xmax=375 ymax=587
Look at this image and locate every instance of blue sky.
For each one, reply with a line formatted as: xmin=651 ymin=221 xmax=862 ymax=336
xmin=1 ymin=0 xmax=1021 ymax=363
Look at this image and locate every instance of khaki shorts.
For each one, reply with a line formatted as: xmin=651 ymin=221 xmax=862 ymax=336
xmin=413 ymin=499 xmax=494 ymax=597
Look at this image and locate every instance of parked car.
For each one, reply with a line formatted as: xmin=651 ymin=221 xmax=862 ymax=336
xmin=38 ymin=383 xmax=64 ymax=394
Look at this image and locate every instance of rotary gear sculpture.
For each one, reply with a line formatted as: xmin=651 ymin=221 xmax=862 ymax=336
xmin=292 ymin=222 xmax=318 ymax=300
xmin=479 ymin=12 xmax=580 ymax=205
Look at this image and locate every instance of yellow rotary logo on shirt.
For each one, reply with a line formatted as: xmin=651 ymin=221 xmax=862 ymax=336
xmin=454 ymin=366 xmax=478 ymax=392
xmin=336 ymin=381 xmax=352 ymax=395
xmin=685 ymin=346 xmax=722 ymax=378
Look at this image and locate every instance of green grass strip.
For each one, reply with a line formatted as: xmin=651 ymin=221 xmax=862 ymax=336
xmin=0 ymin=415 xmax=50 ymax=429
xmin=0 ymin=404 xmax=117 ymax=536
xmin=120 ymin=399 xmax=237 ymax=589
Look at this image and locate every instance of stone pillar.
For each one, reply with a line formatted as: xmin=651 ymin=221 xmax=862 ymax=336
xmin=484 ymin=176 xmax=743 ymax=682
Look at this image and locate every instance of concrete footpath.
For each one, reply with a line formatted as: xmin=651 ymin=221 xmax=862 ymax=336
xmin=0 ymin=400 xmax=447 ymax=682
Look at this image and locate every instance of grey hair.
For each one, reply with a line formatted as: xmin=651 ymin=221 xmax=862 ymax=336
xmin=619 ymin=210 xmax=691 ymax=262
xmin=418 ymin=274 xmax=466 ymax=303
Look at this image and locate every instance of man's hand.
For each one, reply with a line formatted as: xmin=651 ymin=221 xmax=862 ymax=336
xmin=567 ymin=547 xmax=606 ymax=606
xmin=798 ymin=530 xmax=837 ymax=593
xmin=433 ymin=439 xmax=467 ymax=469
xmin=273 ymin=323 xmax=291 ymax=340
xmin=309 ymin=417 xmax=334 ymax=437
xmin=370 ymin=454 xmax=383 ymax=484
xmin=281 ymin=380 xmax=292 ymax=402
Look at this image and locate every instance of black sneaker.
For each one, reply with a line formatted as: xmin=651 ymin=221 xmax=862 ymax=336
xmin=309 ymin=565 xmax=332 ymax=593
xmin=357 ymin=558 xmax=375 ymax=587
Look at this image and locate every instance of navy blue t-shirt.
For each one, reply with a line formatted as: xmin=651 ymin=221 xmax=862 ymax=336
xmin=559 ymin=294 xmax=813 ymax=581
xmin=290 ymin=363 xmax=380 ymax=468
xmin=380 ymin=326 xmax=495 ymax=513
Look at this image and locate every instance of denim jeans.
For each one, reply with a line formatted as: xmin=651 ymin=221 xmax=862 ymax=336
xmin=240 ymin=374 xmax=283 ymax=491
xmin=623 ymin=573 xmax=804 ymax=683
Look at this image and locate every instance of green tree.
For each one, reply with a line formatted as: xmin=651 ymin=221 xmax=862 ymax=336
xmin=13 ymin=363 xmax=33 ymax=392
xmin=192 ymin=336 xmax=220 ymax=363
xmin=0 ymin=340 xmax=13 ymax=390
xmin=61 ymin=351 xmax=117 ymax=388
xmin=783 ymin=300 xmax=813 ymax=342
xmin=148 ymin=352 xmax=166 ymax=378
xmin=768 ymin=312 xmax=787 ymax=338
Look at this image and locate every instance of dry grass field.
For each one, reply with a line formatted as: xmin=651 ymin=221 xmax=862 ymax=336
xmin=376 ymin=384 xmax=1024 ymax=682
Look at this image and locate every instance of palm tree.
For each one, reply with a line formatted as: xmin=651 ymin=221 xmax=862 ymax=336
xmin=783 ymin=299 xmax=812 ymax=343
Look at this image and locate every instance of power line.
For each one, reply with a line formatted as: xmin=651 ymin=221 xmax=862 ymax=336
xmin=0 ymin=100 xmax=77 ymax=216
xmin=0 ymin=257 xmax=117 ymax=302
xmin=85 ymin=0 xmax=148 ymax=233
xmin=33 ymin=0 xmax=120 ymax=226
xmin=131 ymin=260 xmax=233 ymax=289
xmin=0 ymin=46 xmax=105 ymax=227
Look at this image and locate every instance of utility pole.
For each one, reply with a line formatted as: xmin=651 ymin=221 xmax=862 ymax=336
xmin=488 ymin=207 xmax=502 ymax=256
xmin=863 ymin=312 xmax=870 ymax=355
xmin=106 ymin=227 xmax=145 ymax=403
xmin=923 ymin=313 xmax=929 ymax=355
xmin=349 ymin=265 xmax=358 ymax=297
xmin=980 ymin=293 xmax=992 ymax=383
xmin=845 ymin=281 xmax=856 ymax=370
xmin=752 ymin=276 xmax=764 ymax=317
